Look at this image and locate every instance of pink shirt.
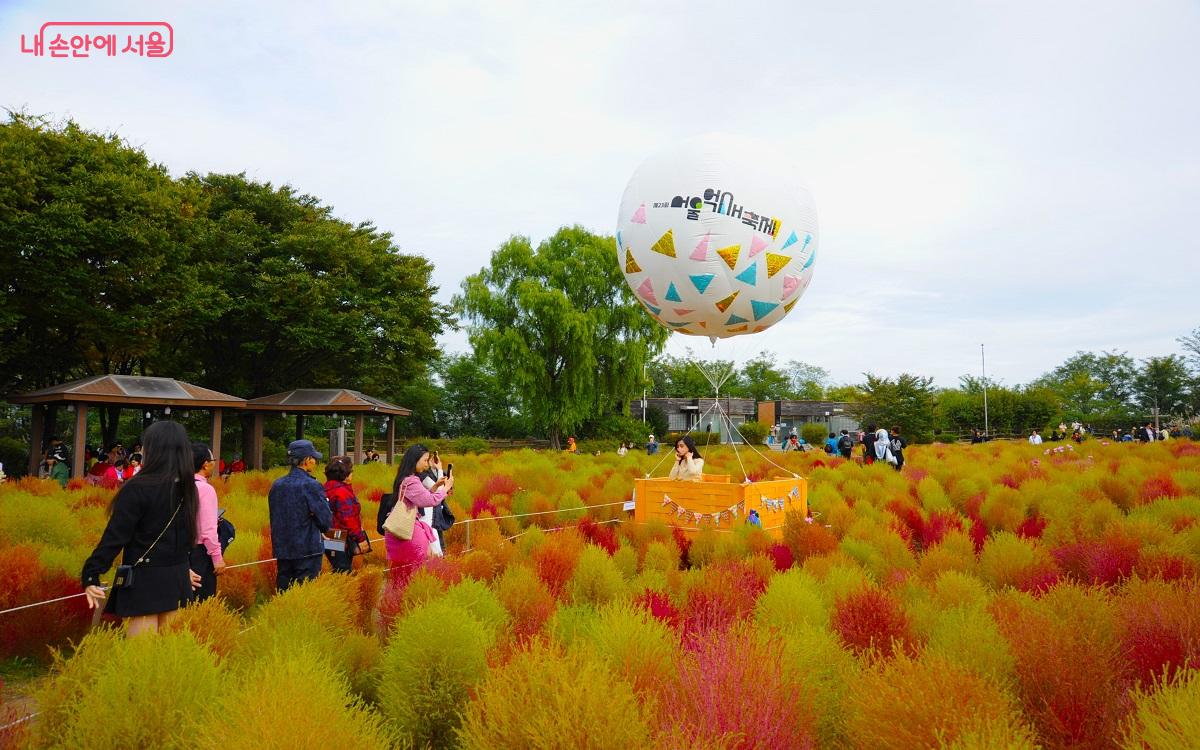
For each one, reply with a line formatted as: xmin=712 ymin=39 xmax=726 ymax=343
xmin=194 ymin=473 xmax=224 ymax=566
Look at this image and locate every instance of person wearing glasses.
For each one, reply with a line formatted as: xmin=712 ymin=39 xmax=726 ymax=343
xmin=190 ymin=443 xmax=226 ymax=601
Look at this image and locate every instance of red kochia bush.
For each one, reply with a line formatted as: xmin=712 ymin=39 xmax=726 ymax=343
xmin=1138 ymin=474 xmax=1183 ymax=503
xmin=1116 ymin=579 xmax=1200 ymax=686
xmin=1052 ymin=530 xmax=1141 ymax=586
xmin=472 ymin=474 xmax=519 ymax=505
xmin=678 ymin=562 xmax=767 ymax=647
xmin=657 ymin=626 xmax=817 ymax=750
xmin=992 ymin=588 xmax=1129 ymax=750
xmin=576 ymin=518 xmax=618 ymax=555
xmin=634 ymin=589 xmax=679 ymax=630
xmin=671 ymin=526 xmax=692 ymax=568
xmin=1015 ymin=513 xmax=1047 ymax=539
xmin=0 ymin=545 xmax=90 ymax=660
xmin=782 ymin=517 xmax=839 ymax=562
xmin=831 ymin=587 xmax=916 ymax=658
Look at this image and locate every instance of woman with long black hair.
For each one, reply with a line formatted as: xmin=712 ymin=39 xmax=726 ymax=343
xmin=81 ymin=421 xmax=201 ymax=635
xmin=377 ymin=443 xmax=453 ymax=588
xmin=669 ymin=435 xmax=705 ymax=481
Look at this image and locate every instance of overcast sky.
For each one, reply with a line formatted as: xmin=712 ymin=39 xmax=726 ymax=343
xmin=5 ymin=1 xmax=1197 ymax=388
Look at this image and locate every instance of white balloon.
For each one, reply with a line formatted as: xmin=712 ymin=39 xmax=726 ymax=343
xmin=616 ymin=134 xmax=819 ymax=340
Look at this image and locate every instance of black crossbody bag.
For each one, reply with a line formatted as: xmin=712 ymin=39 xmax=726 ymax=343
xmin=113 ymin=487 xmax=183 ymax=590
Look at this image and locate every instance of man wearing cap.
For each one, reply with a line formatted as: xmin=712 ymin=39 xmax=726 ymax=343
xmin=646 ymin=434 xmax=659 ymax=455
xmin=268 ymin=439 xmax=333 ymax=591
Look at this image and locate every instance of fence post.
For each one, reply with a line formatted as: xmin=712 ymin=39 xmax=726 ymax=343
xmin=465 ymin=520 xmax=471 ymax=551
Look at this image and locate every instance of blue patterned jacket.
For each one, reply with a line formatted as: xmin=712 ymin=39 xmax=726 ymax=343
xmin=268 ymin=467 xmax=332 ymax=560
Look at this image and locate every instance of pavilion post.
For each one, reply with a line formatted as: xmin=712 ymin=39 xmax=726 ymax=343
xmin=210 ymin=409 xmax=223 ymax=464
xmin=354 ymin=414 xmax=365 ymax=464
xmin=27 ymin=404 xmax=45 ymax=476
xmin=251 ymin=413 xmax=265 ymax=470
xmin=386 ymin=415 xmax=396 ymax=464
xmin=72 ymin=404 xmax=89 ymax=479
xmin=296 ymin=414 xmax=305 ymax=441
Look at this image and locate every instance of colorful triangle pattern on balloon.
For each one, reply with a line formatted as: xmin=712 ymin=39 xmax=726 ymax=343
xmin=748 ymin=234 xmax=768 ymax=258
xmin=664 ymin=282 xmax=681 ymax=302
xmin=690 ymin=234 xmax=710 ymax=261
xmin=616 ymin=231 xmax=623 ymax=251
xmin=714 ymin=290 xmax=739 ymax=313
xmin=689 ymin=274 xmax=715 ymax=294
xmin=735 ymin=262 xmax=757 ymax=286
xmin=651 ymin=229 xmax=676 ymax=257
xmin=780 ymin=231 xmax=798 ymax=251
xmin=625 ymin=249 xmax=641 ymax=274
xmin=766 ymin=253 xmax=792 ymax=278
xmin=725 ymin=313 xmax=748 ymax=325
xmin=783 ymin=299 xmax=798 ymax=313
xmin=668 ymin=321 xmax=689 ymax=328
xmin=727 ymin=324 xmax=748 ymax=333
xmin=631 ymin=204 xmax=647 ymax=224
xmin=637 ymin=278 xmax=657 ymax=305
xmin=673 ymin=308 xmax=694 ymax=316
xmin=643 ymin=302 xmax=661 ymax=315
xmin=751 ymin=300 xmax=779 ymax=321
xmin=716 ymin=244 xmax=740 ymax=271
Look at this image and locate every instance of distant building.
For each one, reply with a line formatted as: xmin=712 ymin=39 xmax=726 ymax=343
xmin=759 ymin=400 xmax=859 ymax=439
xmin=629 ymin=397 xmax=757 ymax=443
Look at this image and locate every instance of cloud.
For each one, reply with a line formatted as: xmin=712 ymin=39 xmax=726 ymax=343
xmin=3 ymin=0 xmax=1197 ymax=389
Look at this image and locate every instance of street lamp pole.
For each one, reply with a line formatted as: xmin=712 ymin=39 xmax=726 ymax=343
xmin=642 ymin=360 xmax=647 ymax=423
xmin=981 ymin=344 xmax=990 ymax=438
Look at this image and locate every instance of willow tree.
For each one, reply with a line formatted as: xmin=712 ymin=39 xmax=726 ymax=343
xmin=456 ymin=226 xmax=668 ymax=448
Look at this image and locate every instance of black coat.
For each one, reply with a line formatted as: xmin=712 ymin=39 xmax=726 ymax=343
xmin=81 ymin=477 xmax=193 ymax=587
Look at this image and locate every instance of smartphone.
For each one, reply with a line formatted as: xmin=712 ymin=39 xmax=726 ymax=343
xmin=445 ymin=463 xmax=453 ymax=477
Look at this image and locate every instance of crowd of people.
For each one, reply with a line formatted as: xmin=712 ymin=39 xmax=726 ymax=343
xmin=78 ymin=430 xmax=456 ymax=635
xmin=34 ymin=436 xmax=251 ymax=489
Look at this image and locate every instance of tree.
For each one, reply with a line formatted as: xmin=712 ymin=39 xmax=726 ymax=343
xmin=786 ymin=360 xmax=829 ymax=400
xmin=435 ymin=354 xmax=527 ymax=437
xmin=0 ymin=113 xmax=211 ymax=393
xmin=164 ymin=172 xmax=451 ymax=400
xmin=733 ymin=353 xmax=792 ymax=402
xmin=646 ymin=354 xmax=717 ymax=398
xmin=455 ymin=226 xmax=669 ymax=448
xmin=854 ymin=373 xmax=937 ymax=442
xmin=1179 ymin=327 xmax=1200 ymax=374
xmin=1029 ymin=350 xmax=1137 ymax=420
xmin=1134 ymin=355 xmax=1192 ymax=417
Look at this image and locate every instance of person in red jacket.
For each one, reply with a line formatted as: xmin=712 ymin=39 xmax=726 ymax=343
xmin=323 ymin=456 xmax=366 ymax=573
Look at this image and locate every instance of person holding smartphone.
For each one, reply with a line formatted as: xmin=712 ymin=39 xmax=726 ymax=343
xmin=669 ymin=435 xmax=705 ymax=482
xmin=381 ymin=444 xmax=452 ymax=587
xmin=419 ymin=452 xmax=449 ymax=556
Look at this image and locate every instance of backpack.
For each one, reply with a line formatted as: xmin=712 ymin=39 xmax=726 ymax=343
xmin=889 ymin=437 xmax=903 ymax=454
xmin=838 ymin=435 xmax=853 ymax=452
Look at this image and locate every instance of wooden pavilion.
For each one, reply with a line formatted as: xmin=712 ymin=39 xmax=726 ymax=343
xmin=9 ymin=375 xmax=245 ymax=479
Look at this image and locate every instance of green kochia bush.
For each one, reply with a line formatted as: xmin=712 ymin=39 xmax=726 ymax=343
xmin=457 ymin=642 xmax=651 ymax=749
xmin=34 ymin=628 xmax=221 ymax=750
xmin=377 ymin=599 xmax=494 ymax=748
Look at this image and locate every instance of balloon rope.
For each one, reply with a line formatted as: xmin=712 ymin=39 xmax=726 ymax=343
xmin=714 ymin=398 xmax=751 ymax=482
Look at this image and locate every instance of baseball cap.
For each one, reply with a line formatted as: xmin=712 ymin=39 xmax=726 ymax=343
xmin=287 ymin=439 xmax=323 ymax=461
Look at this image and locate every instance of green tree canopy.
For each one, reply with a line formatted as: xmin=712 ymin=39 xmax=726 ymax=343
xmin=1134 ymin=355 xmax=1192 ymax=417
xmin=1029 ymin=350 xmax=1137 ymax=420
xmin=455 ymin=226 xmax=668 ymax=448
xmin=854 ymin=373 xmax=937 ymax=442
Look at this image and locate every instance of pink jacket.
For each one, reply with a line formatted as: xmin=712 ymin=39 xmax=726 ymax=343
xmin=400 ymin=474 xmax=446 ymax=510
xmin=194 ymin=474 xmax=225 ymax=566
